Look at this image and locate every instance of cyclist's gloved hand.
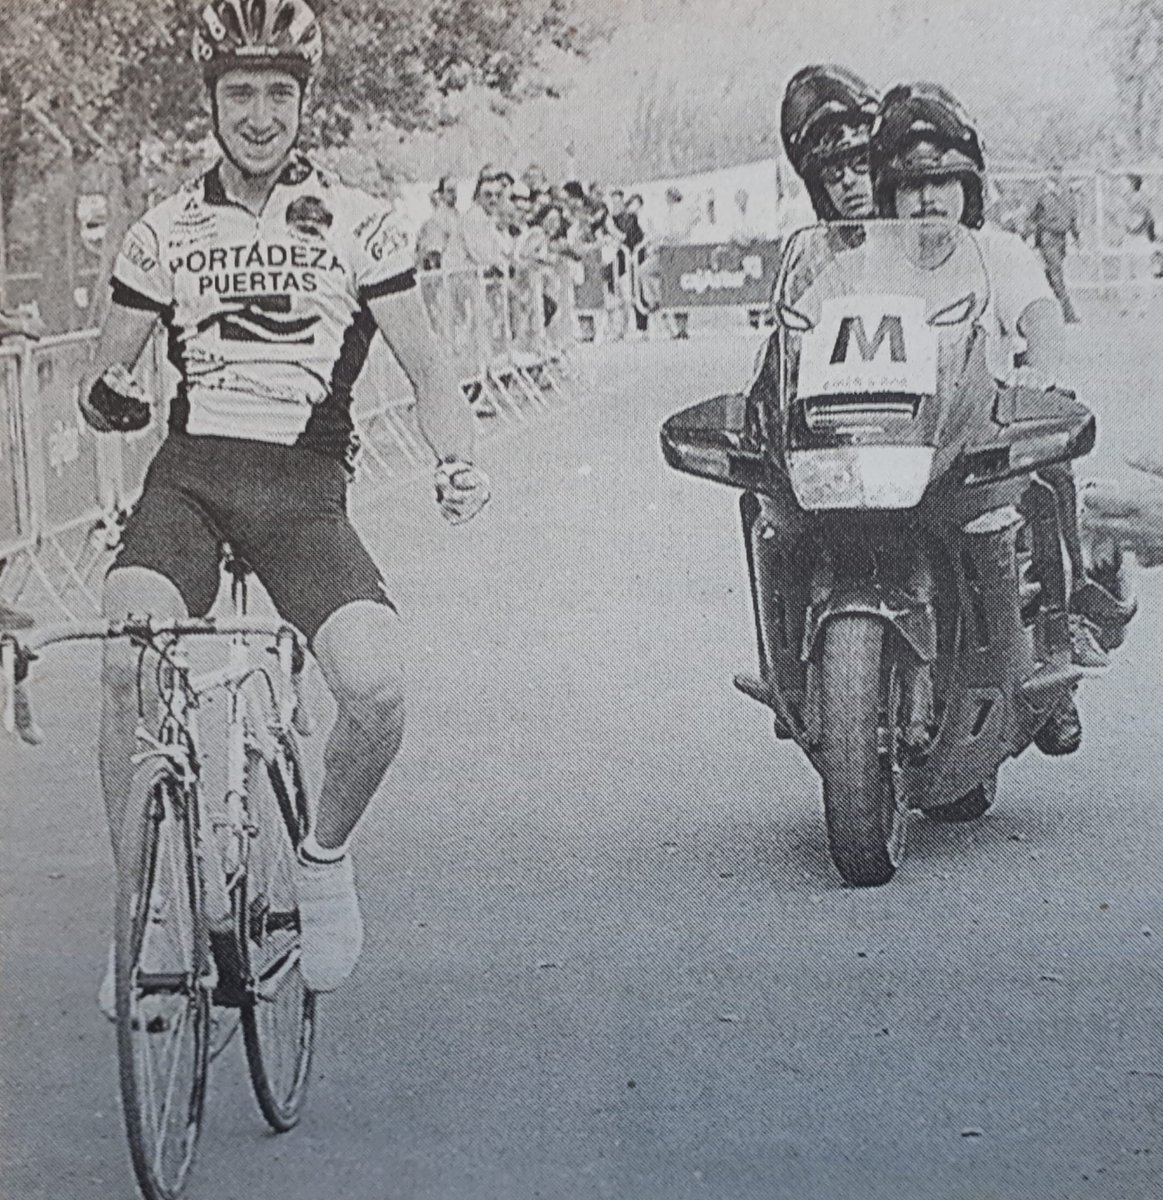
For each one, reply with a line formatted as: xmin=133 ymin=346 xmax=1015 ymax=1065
xmin=434 ymin=458 xmax=490 ymax=525
xmin=81 ymin=365 xmax=151 ymax=433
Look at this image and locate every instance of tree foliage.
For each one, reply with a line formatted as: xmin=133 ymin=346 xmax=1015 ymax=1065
xmin=0 ymin=0 xmax=608 ymax=157
xmin=1108 ymin=0 xmax=1163 ymax=158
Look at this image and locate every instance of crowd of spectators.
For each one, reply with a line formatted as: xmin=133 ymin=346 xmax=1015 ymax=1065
xmin=417 ymin=163 xmax=650 ymax=343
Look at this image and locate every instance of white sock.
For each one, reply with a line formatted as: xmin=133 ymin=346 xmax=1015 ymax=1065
xmin=299 ymin=830 xmax=349 ymax=865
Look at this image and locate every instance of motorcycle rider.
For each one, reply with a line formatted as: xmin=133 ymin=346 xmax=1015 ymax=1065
xmin=870 ymin=82 xmax=1134 ymax=755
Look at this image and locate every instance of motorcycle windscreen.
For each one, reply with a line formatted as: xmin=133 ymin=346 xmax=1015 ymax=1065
xmin=774 ymin=220 xmax=989 ymax=510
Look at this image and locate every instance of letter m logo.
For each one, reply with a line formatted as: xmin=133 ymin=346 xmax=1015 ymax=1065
xmin=830 ymin=314 xmax=906 ymax=364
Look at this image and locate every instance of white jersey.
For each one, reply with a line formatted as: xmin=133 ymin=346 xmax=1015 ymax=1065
xmin=973 ymin=223 xmax=1055 ymax=382
xmin=112 ymin=156 xmax=416 ymax=460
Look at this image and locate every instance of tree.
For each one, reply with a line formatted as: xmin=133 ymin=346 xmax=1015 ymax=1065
xmin=0 ymin=0 xmax=609 ymax=157
xmin=1108 ymin=0 xmax=1163 ymax=158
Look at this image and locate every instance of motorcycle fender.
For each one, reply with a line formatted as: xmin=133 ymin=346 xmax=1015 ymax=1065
xmin=803 ymin=590 xmax=937 ymax=667
xmin=801 ymin=594 xmax=936 ymax=749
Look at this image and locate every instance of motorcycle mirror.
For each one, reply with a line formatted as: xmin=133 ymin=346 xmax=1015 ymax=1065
xmin=660 ymin=394 xmax=769 ymax=492
xmin=993 ymin=383 xmax=1081 ymax=426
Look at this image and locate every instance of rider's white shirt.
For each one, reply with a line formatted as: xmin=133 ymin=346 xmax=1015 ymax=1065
xmin=974 ymin=222 xmax=1055 ymax=382
xmin=111 ymin=156 xmax=415 ymax=457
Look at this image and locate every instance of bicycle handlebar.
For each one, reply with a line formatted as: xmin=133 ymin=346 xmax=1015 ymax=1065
xmin=1 ymin=615 xmax=306 ymax=748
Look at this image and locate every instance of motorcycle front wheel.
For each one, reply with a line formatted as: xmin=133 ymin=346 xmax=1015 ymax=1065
xmin=818 ymin=616 xmax=908 ymax=887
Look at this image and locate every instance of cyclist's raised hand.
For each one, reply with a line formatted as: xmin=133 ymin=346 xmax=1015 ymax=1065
xmin=434 ymin=459 xmax=491 ymax=525
xmin=81 ymin=364 xmax=152 ymax=433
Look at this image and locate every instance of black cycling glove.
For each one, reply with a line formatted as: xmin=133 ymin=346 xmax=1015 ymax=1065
xmin=81 ymin=367 xmax=151 ymax=433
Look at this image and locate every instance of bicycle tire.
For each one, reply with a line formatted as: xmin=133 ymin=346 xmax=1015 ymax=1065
xmin=239 ymin=731 xmax=317 ymax=1131
xmin=115 ymin=760 xmax=211 ymax=1200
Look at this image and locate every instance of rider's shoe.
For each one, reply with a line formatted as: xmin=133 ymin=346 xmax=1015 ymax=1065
xmin=1071 ymin=560 xmax=1137 ymax=651
xmin=1034 ymin=698 xmax=1083 ymax=757
xmin=1069 ymin=617 xmax=1110 ymax=670
xmin=296 ymin=846 xmax=363 ymax=993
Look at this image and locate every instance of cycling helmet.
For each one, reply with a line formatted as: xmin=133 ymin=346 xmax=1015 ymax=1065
xmin=781 ymin=66 xmax=879 ymax=219
xmin=871 ymin=82 xmax=986 ymax=228
xmin=193 ymin=0 xmax=323 ymax=87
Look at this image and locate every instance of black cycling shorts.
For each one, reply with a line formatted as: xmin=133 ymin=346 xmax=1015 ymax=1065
xmin=114 ymin=434 xmax=393 ymax=643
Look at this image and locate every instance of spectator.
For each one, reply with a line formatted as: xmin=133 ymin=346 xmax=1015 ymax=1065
xmin=523 ymin=162 xmax=548 ymax=205
xmin=507 ymin=180 xmax=535 ymax=236
xmin=1026 ymin=163 xmax=1080 ymax=324
xmin=509 ymin=182 xmax=546 ymax=356
xmin=417 ymin=176 xmax=465 ymax=271
xmin=1120 ymin=173 xmax=1156 ymax=319
xmin=561 ymin=179 xmax=589 ymax=238
xmin=589 ymin=200 xmax=629 ymax=341
xmin=614 ymin=193 xmax=649 ymax=336
xmin=462 ymin=166 xmax=514 ymax=271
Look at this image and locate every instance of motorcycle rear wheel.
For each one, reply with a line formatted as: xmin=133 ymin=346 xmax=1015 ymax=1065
xmin=819 ymin=616 xmax=908 ymax=887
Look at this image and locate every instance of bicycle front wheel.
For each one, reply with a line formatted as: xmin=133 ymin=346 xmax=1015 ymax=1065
xmin=240 ymin=733 xmax=317 ymax=1131
xmin=115 ymin=761 xmax=210 ymax=1200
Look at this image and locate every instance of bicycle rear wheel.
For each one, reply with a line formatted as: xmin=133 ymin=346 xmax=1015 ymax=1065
xmin=115 ymin=761 xmax=210 ymax=1200
xmin=240 ymin=732 xmax=317 ymax=1131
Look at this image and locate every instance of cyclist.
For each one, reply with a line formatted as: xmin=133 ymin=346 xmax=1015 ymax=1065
xmin=80 ymin=0 xmax=490 ymax=1002
xmin=870 ymin=81 xmax=1134 ymax=755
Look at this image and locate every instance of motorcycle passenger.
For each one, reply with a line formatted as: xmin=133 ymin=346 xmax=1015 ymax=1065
xmin=780 ymin=65 xmax=879 ymax=220
xmin=735 ymin=66 xmax=881 ymax=729
xmin=870 ymin=81 xmax=1131 ymax=756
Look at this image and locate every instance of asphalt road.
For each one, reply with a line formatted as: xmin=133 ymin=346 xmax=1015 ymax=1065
xmin=3 ymin=300 xmax=1163 ymax=1200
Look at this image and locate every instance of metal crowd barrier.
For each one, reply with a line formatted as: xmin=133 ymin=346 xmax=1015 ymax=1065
xmin=0 ymin=331 xmax=123 ymax=618
xmin=349 ymin=263 xmax=580 ymax=505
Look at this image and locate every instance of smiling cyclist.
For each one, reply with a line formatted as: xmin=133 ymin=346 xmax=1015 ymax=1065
xmin=80 ymin=0 xmax=489 ymax=1002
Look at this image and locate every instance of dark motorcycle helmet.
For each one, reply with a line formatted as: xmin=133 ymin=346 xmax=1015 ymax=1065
xmin=781 ymin=65 xmax=879 ymax=220
xmin=871 ymin=82 xmax=986 ymax=229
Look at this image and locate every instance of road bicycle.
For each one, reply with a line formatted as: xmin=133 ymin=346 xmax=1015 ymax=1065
xmin=1 ymin=552 xmax=318 ymax=1200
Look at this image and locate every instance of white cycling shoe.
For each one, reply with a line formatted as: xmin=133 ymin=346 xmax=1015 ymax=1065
xmin=296 ymin=849 xmax=364 ymax=993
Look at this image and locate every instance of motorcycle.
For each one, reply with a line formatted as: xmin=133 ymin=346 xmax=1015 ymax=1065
xmin=661 ymin=219 xmax=1102 ymax=887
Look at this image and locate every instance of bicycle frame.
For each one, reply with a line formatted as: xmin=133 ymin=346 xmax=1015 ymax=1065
xmin=131 ymin=572 xmax=302 ymax=932
xmin=1 ymin=576 xmax=307 ymax=929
